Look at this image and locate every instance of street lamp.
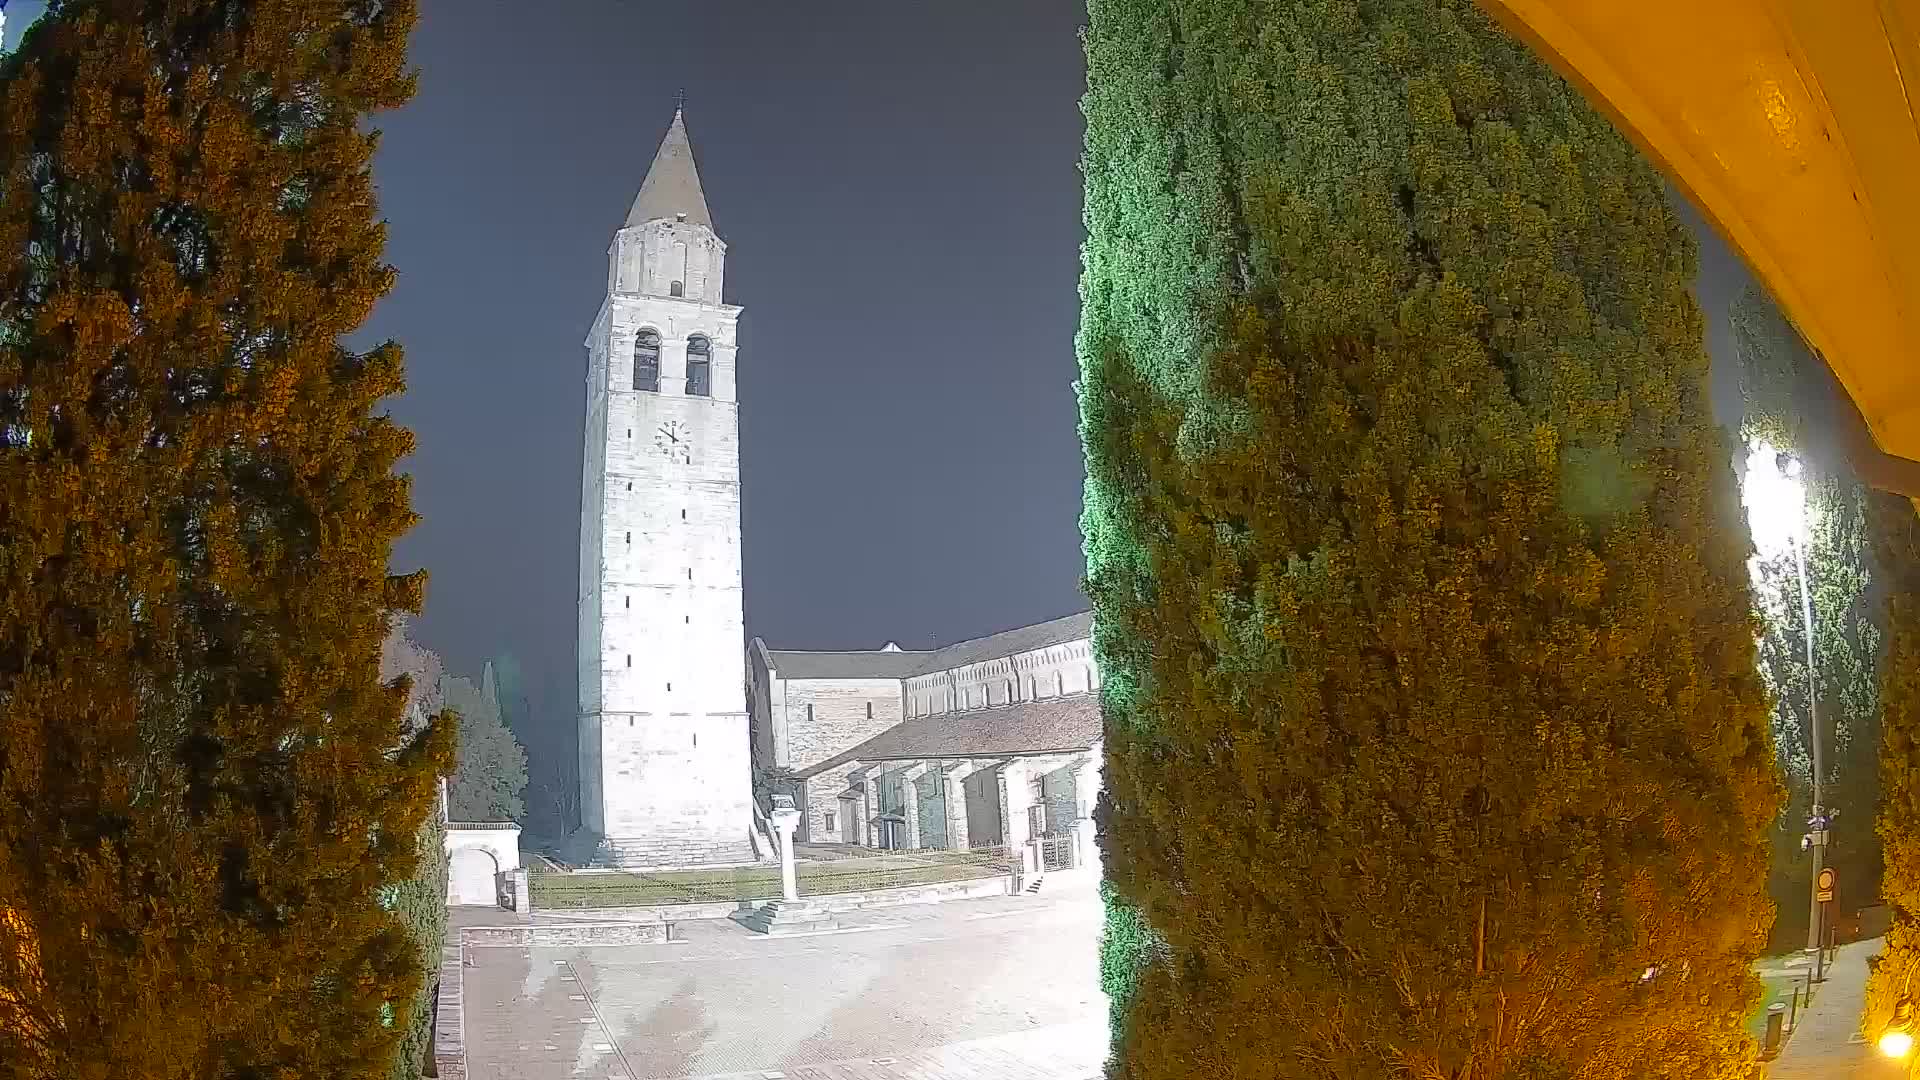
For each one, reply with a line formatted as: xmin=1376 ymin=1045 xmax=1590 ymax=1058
xmin=1741 ymin=441 xmax=1828 ymax=969
xmin=1881 ymin=973 xmax=1916 ymax=1058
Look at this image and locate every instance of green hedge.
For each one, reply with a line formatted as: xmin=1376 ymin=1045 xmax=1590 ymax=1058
xmin=384 ymin=814 xmax=449 ymax=1080
xmin=1076 ymin=0 xmax=1779 ymax=1075
xmin=1864 ymin=493 xmax=1920 ymax=1038
xmin=1730 ymin=283 xmax=1884 ymax=951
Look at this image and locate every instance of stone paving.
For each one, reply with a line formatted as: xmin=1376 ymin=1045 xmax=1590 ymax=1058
xmin=461 ymin=880 xmax=1108 ymax=1080
xmin=1768 ymin=939 xmax=1907 ymax=1079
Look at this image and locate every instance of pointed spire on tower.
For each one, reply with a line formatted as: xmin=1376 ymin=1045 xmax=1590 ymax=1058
xmin=626 ymin=104 xmax=713 ymax=230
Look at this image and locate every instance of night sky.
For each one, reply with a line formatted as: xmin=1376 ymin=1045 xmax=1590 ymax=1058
xmin=277 ymin=3 xmax=1752 ymax=759
xmin=358 ymin=2 xmax=1092 ymax=733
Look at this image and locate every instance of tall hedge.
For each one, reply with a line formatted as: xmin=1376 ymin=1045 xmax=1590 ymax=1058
xmin=379 ymin=621 xmax=453 ymax=1080
xmin=1865 ymin=492 xmax=1920 ymax=1037
xmin=0 ymin=3 xmax=449 ymax=1077
xmin=384 ymin=806 xmax=448 ymax=1080
xmin=1076 ymin=1 xmax=1780 ymax=1076
xmin=1729 ymin=283 xmax=1883 ymax=948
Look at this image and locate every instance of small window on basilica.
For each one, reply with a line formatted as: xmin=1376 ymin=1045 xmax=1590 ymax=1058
xmin=670 ymin=280 xmax=685 ymax=297
xmin=686 ymin=336 xmax=712 ymax=397
xmin=634 ymin=329 xmax=661 ymax=392
xmin=824 ymin=810 xmax=837 ymax=833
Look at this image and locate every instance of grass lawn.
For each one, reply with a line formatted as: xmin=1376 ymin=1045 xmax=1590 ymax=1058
xmin=531 ymin=848 xmax=1013 ymax=908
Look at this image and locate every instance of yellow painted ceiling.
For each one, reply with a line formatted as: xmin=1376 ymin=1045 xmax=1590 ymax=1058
xmin=1476 ymin=0 xmax=1920 ymax=472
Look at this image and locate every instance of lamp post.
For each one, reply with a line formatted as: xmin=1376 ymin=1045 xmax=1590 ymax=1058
xmin=1775 ymin=452 xmax=1829 ymax=968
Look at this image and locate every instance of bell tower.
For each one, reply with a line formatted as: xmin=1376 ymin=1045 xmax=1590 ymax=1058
xmin=577 ymin=108 xmax=754 ymax=866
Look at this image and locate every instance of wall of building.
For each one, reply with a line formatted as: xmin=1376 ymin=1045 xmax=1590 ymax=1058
xmin=964 ymin=767 xmax=1003 ymax=847
xmin=1038 ymin=763 xmax=1078 ymax=836
xmin=778 ymin=678 xmax=905 ymax=771
xmin=769 ymin=677 xmax=901 ymax=840
xmin=913 ymin=771 xmax=947 ymax=849
xmin=610 ymin=217 xmax=728 ymax=313
xmin=746 ymin=641 xmax=778 ymax=773
xmin=905 ymin=637 xmax=1099 ymax=718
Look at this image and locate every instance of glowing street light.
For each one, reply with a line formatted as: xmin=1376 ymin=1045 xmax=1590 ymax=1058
xmin=1883 ymin=996 xmax=1916 ymax=1058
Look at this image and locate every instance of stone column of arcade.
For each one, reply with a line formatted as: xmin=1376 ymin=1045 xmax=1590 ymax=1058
xmin=772 ymin=796 xmax=801 ymax=903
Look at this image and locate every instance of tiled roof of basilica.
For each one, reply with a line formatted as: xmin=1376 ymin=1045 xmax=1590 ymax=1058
xmin=763 ymin=610 xmax=1092 ymax=681
xmin=795 ymin=692 xmax=1101 ymax=778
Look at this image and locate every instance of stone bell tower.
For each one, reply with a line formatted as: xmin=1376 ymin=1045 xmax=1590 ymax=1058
xmin=576 ymin=107 xmax=754 ymax=866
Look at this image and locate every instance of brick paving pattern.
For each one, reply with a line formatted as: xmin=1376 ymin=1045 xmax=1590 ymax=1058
xmin=462 ymin=883 xmax=1107 ymax=1080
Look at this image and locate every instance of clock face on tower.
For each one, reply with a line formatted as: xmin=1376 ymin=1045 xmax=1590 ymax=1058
xmin=654 ymin=420 xmax=692 ymax=464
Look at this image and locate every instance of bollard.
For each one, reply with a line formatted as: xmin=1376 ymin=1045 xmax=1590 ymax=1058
xmin=1789 ymin=984 xmax=1800 ymax=1031
xmin=1764 ymin=1003 xmax=1787 ymax=1056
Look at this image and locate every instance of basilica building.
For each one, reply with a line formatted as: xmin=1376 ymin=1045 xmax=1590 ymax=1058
xmin=747 ymin=612 xmax=1103 ymax=872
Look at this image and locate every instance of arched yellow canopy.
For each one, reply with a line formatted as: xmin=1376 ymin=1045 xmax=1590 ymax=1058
xmin=1477 ymin=0 xmax=1920 ymax=495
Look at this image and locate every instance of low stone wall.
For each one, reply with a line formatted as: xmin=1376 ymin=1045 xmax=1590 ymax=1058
xmin=460 ymin=921 xmax=669 ymax=947
xmin=432 ymin=944 xmax=466 ymax=1080
xmin=806 ymin=876 xmax=1011 ymax=911
xmin=532 ymin=899 xmax=746 ymax=923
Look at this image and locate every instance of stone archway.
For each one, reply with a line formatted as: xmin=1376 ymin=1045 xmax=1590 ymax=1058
xmin=444 ymin=822 xmax=522 ymax=908
xmin=448 ymin=846 xmax=500 ymax=907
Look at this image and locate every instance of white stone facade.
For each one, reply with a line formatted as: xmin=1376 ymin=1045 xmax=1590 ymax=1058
xmin=446 ymin=824 xmax=522 ymax=907
xmin=578 ymin=111 xmax=754 ymax=867
xmin=905 ymin=636 xmax=1099 ymax=717
xmin=746 ymin=613 xmax=1102 ymax=855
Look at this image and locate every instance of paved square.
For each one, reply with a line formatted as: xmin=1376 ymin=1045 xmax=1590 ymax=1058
xmin=462 ymin=884 xmax=1109 ymax=1079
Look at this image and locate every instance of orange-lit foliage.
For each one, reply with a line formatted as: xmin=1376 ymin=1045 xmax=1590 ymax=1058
xmin=0 ymin=3 xmax=450 ymax=1078
xmin=1076 ymin=0 xmax=1779 ymax=1076
xmin=1864 ymin=492 xmax=1920 ymax=1039
xmin=0 ymin=905 xmax=48 ymax=1063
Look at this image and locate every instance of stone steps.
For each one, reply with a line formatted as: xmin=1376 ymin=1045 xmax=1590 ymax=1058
xmin=732 ymin=899 xmax=838 ymax=935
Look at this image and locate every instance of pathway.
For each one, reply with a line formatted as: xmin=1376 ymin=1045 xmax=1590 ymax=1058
xmin=1768 ymin=939 xmax=1905 ymax=1079
xmin=460 ymin=881 xmax=1109 ymax=1080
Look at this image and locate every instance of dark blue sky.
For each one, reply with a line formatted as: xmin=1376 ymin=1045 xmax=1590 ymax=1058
xmin=360 ymin=2 xmax=1092 ymax=726
xmin=356 ymin=2 xmax=1751 ymax=754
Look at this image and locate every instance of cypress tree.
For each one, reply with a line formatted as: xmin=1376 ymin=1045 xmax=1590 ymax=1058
xmin=0 ymin=3 xmax=449 ymax=1078
xmin=1866 ymin=491 xmax=1920 ymax=1036
xmin=378 ymin=621 xmax=452 ymax=1080
xmin=441 ymin=666 xmax=528 ymax=822
xmin=1729 ymin=284 xmax=1883 ymax=949
xmin=1076 ymin=1 xmax=1780 ymax=1075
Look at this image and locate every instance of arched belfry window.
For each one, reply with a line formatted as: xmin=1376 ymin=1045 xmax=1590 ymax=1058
xmin=633 ymin=329 xmax=660 ymax=392
xmin=686 ymin=335 xmax=712 ymax=397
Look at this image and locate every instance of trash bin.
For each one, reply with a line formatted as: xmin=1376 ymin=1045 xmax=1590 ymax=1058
xmin=1764 ymin=1002 xmax=1788 ymax=1056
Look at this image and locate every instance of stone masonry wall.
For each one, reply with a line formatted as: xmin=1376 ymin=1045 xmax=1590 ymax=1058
xmin=781 ymin=678 xmax=902 ymax=840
